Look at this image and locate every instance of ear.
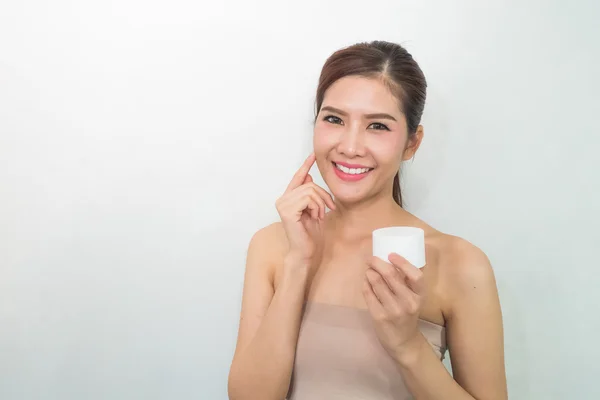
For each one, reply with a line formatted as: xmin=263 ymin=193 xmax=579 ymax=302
xmin=402 ymin=125 xmax=424 ymax=161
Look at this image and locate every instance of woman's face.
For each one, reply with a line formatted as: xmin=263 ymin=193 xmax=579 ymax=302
xmin=313 ymin=75 xmax=421 ymax=204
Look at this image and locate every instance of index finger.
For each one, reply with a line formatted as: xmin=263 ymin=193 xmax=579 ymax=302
xmin=388 ymin=253 xmax=424 ymax=295
xmin=285 ymin=153 xmax=316 ymax=192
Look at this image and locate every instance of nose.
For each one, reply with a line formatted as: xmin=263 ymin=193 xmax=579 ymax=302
xmin=336 ymin=123 xmax=366 ymax=158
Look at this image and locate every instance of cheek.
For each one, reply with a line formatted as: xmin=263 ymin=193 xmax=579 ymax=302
xmin=369 ymin=133 xmax=406 ymax=163
xmin=313 ymin=122 xmax=338 ymax=152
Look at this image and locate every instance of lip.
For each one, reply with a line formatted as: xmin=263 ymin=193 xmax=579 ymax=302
xmin=332 ymin=161 xmax=373 ymax=182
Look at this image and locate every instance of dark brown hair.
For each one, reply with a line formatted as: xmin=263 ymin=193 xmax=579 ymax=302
xmin=314 ymin=41 xmax=427 ymax=207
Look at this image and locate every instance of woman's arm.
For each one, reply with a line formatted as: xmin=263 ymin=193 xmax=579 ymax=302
xmin=228 ymin=224 xmax=309 ymax=400
xmin=394 ymin=242 xmax=507 ymax=399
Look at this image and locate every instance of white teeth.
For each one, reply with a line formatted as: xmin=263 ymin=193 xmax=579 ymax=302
xmin=334 ymin=163 xmax=372 ymax=175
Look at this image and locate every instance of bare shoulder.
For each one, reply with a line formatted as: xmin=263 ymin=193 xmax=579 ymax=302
xmin=250 ymin=221 xmax=286 ymax=247
xmin=399 ymin=213 xmax=496 ymax=293
xmin=248 ymin=222 xmax=288 ymax=265
xmin=432 ymin=233 xmax=498 ymax=314
xmin=437 ymin=234 xmax=494 ymax=281
xmin=245 ymin=221 xmax=292 ymax=295
xmin=247 ymin=222 xmax=289 ymax=279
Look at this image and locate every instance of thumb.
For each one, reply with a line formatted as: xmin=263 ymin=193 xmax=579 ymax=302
xmin=303 ymin=174 xmax=313 ymax=185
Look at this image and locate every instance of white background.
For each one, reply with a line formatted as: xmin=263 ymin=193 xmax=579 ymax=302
xmin=1 ymin=0 xmax=599 ymax=399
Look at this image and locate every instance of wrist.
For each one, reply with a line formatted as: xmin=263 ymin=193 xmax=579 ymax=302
xmin=284 ymin=252 xmax=313 ymax=271
xmin=394 ymin=332 xmax=426 ymax=368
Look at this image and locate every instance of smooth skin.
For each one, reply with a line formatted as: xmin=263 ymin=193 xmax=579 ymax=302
xmin=228 ymin=76 xmax=507 ymax=400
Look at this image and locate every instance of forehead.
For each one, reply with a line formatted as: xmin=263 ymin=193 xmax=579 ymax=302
xmin=322 ymin=75 xmax=402 ymax=116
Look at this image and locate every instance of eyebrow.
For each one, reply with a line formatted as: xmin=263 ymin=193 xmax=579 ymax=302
xmin=320 ymin=106 xmax=398 ymax=122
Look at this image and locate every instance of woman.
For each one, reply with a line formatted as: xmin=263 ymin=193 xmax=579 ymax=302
xmin=228 ymin=40 xmax=507 ymax=400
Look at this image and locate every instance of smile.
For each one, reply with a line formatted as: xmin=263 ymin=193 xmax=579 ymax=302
xmin=332 ymin=162 xmax=374 ymax=182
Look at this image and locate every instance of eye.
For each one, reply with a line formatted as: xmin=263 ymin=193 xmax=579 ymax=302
xmin=368 ymin=122 xmax=390 ymax=131
xmin=323 ymin=115 xmax=343 ymax=125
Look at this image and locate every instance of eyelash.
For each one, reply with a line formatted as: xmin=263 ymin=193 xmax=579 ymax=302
xmin=322 ymin=115 xmax=390 ymax=131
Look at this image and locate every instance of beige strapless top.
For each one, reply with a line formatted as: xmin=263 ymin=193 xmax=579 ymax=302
xmin=287 ymin=302 xmax=447 ymax=400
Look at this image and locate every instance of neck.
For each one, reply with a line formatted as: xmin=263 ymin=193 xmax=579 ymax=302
xmin=328 ymin=194 xmax=412 ymax=243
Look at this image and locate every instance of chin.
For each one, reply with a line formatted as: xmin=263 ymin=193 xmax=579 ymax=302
xmin=327 ymin=184 xmax=372 ymax=205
